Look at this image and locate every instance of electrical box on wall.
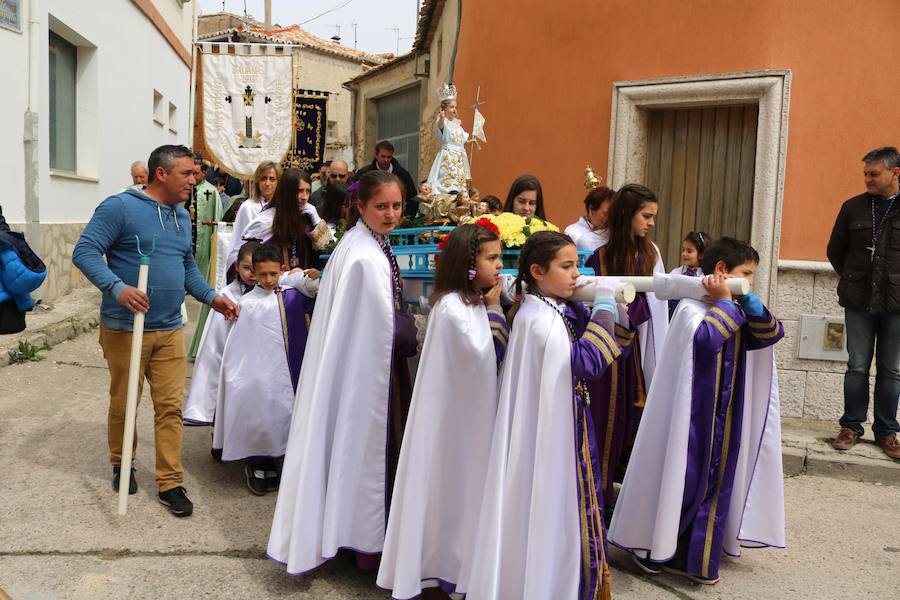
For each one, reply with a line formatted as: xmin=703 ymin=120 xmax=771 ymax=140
xmin=797 ymin=314 xmax=848 ymax=362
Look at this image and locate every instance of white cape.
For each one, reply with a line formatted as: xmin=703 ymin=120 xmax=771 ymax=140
xmin=268 ymin=225 xmax=395 ymax=574
xmin=183 ymin=281 xmax=242 ymax=425
xmin=214 ymin=285 xmax=295 ymax=461
xmin=565 ymin=217 xmax=609 ymax=252
xmin=377 ymin=293 xmax=499 ymax=599
xmin=226 ymin=204 xmax=273 ymax=271
xmin=608 ymin=299 xmax=785 ymax=561
xmin=458 ymin=295 xmax=582 ymax=600
xmin=638 ymin=245 xmax=668 ymax=387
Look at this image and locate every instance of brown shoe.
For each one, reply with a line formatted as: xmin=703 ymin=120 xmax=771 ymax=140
xmin=876 ymin=434 xmax=900 ymax=460
xmin=832 ymin=428 xmax=860 ymax=450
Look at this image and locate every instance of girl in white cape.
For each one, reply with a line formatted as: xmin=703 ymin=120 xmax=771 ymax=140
xmin=224 ymin=160 xmax=281 ymax=274
xmin=460 ymin=231 xmax=629 ymax=600
xmin=268 ymin=170 xmax=418 ymax=575
xmin=585 ymin=183 xmax=668 ymax=510
xmin=377 ymin=220 xmax=509 ymax=599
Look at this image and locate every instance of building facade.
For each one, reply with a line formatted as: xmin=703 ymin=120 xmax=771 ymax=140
xmin=344 ymin=0 xmax=458 ymax=183
xmin=0 ymin=0 xmax=194 ymax=301
xmin=449 ymin=0 xmax=900 ymax=422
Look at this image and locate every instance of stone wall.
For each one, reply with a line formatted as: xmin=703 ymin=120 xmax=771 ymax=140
xmin=774 ymin=267 xmax=881 ymax=423
xmin=9 ymin=222 xmax=90 ymax=303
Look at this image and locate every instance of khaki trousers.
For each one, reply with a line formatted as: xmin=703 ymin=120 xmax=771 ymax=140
xmin=99 ymin=325 xmax=186 ymax=492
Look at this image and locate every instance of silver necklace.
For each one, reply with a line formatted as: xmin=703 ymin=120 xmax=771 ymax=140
xmin=529 ymin=291 xmax=593 ymax=406
xmin=868 ymin=191 xmax=898 ymax=261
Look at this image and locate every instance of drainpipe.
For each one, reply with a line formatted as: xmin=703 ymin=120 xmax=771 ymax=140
xmin=24 ymin=0 xmax=41 ymax=272
xmin=344 ymin=81 xmax=357 ymax=170
xmin=188 ymin=0 xmax=198 ymax=147
xmin=448 ymin=0 xmax=462 ymax=84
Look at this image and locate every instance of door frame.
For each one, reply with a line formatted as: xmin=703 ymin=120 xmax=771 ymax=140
xmin=607 ymin=70 xmax=791 ymax=303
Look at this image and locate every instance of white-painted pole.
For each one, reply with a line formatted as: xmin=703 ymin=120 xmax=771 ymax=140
xmin=570 ymin=275 xmax=749 ymax=303
xmin=569 ymin=279 xmax=636 ymax=304
xmin=117 ymin=254 xmax=150 ymax=515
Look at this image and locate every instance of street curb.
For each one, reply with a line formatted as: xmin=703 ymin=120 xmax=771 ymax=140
xmin=0 ymin=297 xmax=100 ymax=369
xmin=781 ymin=440 xmax=900 ymax=486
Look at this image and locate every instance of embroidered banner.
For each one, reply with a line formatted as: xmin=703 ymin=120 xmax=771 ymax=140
xmin=202 ymin=52 xmax=294 ymax=178
xmin=282 ymin=93 xmax=329 ymax=172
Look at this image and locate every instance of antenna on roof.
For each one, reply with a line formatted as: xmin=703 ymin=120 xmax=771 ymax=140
xmin=351 ymin=21 xmax=358 ymax=49
xmin=386 ymin=26 xmax=400 ymax=54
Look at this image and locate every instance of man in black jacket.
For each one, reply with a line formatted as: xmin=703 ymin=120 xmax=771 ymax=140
xmin=355 ymin=140 xmax=418 ymax=217
xmin=827 ymin=146 xmax=900 ymax=459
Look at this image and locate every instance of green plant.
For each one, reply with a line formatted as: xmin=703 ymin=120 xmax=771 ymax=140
xmin=8 ymin=340 xmax=49 ymax=364
xmin=322 ymin=219 xmax=348 ymax=254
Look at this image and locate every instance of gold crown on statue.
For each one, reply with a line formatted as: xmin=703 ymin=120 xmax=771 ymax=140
xmin=437 ymin=83 xmax=458 ymax=102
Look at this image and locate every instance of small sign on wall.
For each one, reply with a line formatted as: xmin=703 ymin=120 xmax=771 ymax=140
xmin=0 ymin=0 xmax=21 ymax=33
xmin=798 ymin=314 xmax=849 ymax=362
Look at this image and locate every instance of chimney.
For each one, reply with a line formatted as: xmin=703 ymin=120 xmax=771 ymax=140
xmin=264 ymin=0 xmax=272 ymax=29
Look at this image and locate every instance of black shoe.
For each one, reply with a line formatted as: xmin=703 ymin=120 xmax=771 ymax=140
xmin=632 ymin=554 xmax=662 ymax=575
xmin=112 ymin=466 xmax=137 ymax=495
xmin=245 ymin=464 xmax=268 ymax=496
xmin=661 ymin=557 xmax=719 ymax=585
xmin=158 ymin=486 xmax=194 ymax=517
xmin=211 ymin=447 xmax=223 ymax=462
xmin=265 ymin=469 xmax=280 ymax=493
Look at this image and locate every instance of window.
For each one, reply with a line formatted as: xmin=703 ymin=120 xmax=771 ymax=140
xmin=376 ymin=86 xmax=421 ymax=179
xmin=168 ymin=102 xmax=178 ymax=134
xmin=153 ymin=90 xmax=164 ymax=125
xmin=49 ymin=31 xmax=77 ymax=172
xmin=327 ymin=120 xmax=337 ymax=139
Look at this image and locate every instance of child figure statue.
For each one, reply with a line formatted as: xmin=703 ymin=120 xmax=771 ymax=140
xmin=426 ymin=84 xmax=472 ymax=195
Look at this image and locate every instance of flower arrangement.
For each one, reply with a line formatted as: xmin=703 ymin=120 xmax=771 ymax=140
xmin=483 ymin=212 xmax=559 ymax=248
xmin=436 ymin=217 xmax=500 ymax=257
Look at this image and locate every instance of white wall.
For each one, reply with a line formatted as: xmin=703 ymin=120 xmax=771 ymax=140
xmin=0 ymin=3 xmax=29 ymax=223
xmin=0 ymin=0 xmax=193 ymax=225
xmin=42 ymin=0 xmax=193 ymax=222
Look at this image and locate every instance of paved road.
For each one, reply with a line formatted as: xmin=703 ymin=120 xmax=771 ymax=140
xmin=1 ymin=331 xmax=898 ymax=599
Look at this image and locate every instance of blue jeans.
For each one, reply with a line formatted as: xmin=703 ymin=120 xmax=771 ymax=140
xmin=839 ymin=309 xmax=900 ymax=438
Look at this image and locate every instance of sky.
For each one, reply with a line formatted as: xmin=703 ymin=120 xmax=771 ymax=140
xmin=198 ymin=0 xmax=419 ymax=56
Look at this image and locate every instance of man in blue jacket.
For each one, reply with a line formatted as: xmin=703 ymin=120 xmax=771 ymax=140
xmin=74 ymin=145 xmax=239 ymax=517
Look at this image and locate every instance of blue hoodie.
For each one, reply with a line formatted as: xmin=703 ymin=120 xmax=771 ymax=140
xmin=73 ymin=188 xmax=218 ymax=331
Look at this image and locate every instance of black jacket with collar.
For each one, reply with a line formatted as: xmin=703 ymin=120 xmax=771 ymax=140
xmin=827 ymin=192 xmax=900 ymax=314
xmin=356 ymin=158 xmax=418 ymax=205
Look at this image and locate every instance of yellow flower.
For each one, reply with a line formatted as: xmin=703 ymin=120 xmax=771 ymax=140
xmin=485 ymin=212 xmax=560 ymax=247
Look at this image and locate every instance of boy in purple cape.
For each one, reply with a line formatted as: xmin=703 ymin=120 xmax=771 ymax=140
xmin=609 ymin=237 xmax=785 ymax=586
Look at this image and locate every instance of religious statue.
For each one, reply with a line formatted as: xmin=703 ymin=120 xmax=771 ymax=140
xmin=584 ymin=165 xmax=602 ymax=190
xmin=426 ymin=84 xmax=472 ymax=195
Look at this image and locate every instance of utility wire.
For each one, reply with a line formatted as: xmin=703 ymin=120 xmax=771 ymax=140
xmin=299 ymin=0 xmax=356 ymax=26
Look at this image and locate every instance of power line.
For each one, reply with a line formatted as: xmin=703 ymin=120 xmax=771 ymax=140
xmin=299 ymin=0 xmax=356 ymax=26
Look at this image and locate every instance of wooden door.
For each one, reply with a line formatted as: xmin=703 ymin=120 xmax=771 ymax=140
xmin=645 ymin=105 xmax=758 ymax=269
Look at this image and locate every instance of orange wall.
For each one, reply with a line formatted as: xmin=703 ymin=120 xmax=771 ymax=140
xmin=452 ymin=0 xmax=900 ymax=261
